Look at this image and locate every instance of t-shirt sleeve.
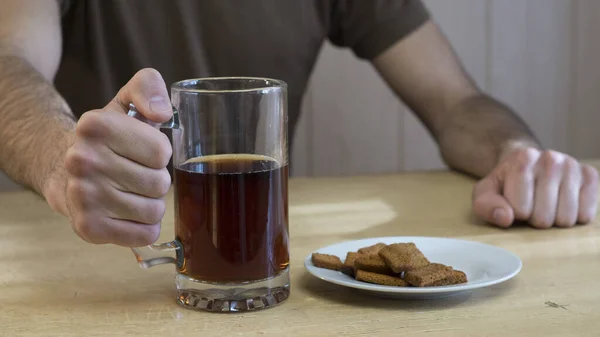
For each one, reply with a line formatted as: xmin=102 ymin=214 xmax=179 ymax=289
xmin=328 ymin=0 xmax=430 ymax=60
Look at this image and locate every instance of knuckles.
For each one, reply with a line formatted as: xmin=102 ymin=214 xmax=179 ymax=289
xmin=64 ymin=145 xmax=98 ymax=177
xmin=509 ymin=147 xmax=540 ymax=174
xmin=511 ymin=148 xmax=582 ymax=177
xmin=582 ymin=165 xmax=599 ymax=183
xmin=77 ymin=110 xmax=110 ymax=139
xmin=514 ymin=147 xmax=540 ymax=172
xmin=128 ymin=167 xmax=171 ymax=198
xmin=538 ymin=150 xmax=565 ymax=174
xmin=137 ymin=223 xmax=161 ymax=246
xmin=149 ymin=168 xmax=172 ymax=198
xmin=147 ymin=132 xmax=173 ymax=169
xmin=501 ymin=147 xmax=595 ymax=229
xmin=141 ymin=199 xmax=167 ymax=225
xmin=66 ymin=178 xmax=94 ymax=209
xmin=509 ymin=148 xmax=574 ymax=175
xmin=75 ymin=110 xmax=172 ymax=171
xmin=72 ymin=215 xmax=103 ymax=244
xmin=563 ymin=157 xmax=580 ymax=176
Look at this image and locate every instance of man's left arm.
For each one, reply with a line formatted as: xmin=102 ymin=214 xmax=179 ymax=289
xmin=372 ymin=20 xmax=598 ymax=228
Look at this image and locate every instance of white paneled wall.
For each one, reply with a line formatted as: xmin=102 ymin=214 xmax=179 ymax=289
xmin=1 ymin=0 xmax=599 ymax=190
xmin=572 ymin=0 xmax=600 ymax=159
xmin=488 ymin=0 xmax=572 ymax=152
xmin=292 ymin=0 xmax=600 ymax=177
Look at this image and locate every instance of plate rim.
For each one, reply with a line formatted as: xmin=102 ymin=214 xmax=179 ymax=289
xmin=303 ymin=236 xmax=523 ymax=294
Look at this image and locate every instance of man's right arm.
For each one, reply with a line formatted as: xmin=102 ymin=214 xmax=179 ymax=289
xmin=0 ymin=0 xmax=75 ymax=215
xmin=0 ymin=0 xmax=174 ymax=247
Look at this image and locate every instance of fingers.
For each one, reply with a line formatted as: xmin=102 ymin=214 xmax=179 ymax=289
xmin=472 ymin=175 xmax=515 ymax=227
xmin=578 ymin=165 xmax=599 ymax=224
xmin=104 ymin=162 xmax=171 ymax=199
xmin=473 ymin=144 xmax=599 ymax=228
xmin=104 ymin=189 xmax=166 ymax=225
xmin=72 ymin=213 xmax=161 ymax=247
xmin=66 ymin=178 xmax=163 ymax=247
xmin=66 ymin=135 xmax=171 ymax=197
xmin=64 ymin=69 xmax=174 ymax=247
xmin=530 ymin=151 xmax=564 ymax=228
xmin=555 ymin=158 xmax=581 ymax=227
xmin=105 ymin=68 xmax=173 ymax=123
xmin=76 ymin=109 xmax=172 ymax=169
xmin=503 ymin=148 xmax=539 ymax=220
xmin=68 ymin=177 xmax=165 ymax=223
xmin=477 ymin=147 xmax=599 ymax=230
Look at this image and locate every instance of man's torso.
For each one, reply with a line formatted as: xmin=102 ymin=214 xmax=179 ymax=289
xmin=55 ymin=0 xmax=428 ymax=142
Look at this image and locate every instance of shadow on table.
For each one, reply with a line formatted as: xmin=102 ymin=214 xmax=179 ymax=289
xmin=296 ymin=271 xmax=517 ymax=311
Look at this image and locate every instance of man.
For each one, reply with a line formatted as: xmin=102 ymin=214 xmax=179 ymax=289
xmin=0 ymin=0 xmax=597 ymax=247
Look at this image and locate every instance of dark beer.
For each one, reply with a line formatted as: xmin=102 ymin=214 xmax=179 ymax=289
xmin=174 ymin=154 xmax=289 ymax=283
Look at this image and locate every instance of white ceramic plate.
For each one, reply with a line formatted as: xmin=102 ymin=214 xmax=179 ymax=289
xmin=304 ymin=236 xmax=522 ymax=299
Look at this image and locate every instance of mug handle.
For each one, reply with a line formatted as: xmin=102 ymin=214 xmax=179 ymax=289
xmin=131 ymin=241 xmax=183 ymax=269
xmin=127 ymin=103 xmax=182 ymax=269
xmin=127 ymin=103 xmax=180 ymax=129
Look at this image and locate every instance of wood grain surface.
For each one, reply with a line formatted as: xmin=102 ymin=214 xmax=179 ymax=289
xmin=1 ymin=162 xmax=599 ymax=336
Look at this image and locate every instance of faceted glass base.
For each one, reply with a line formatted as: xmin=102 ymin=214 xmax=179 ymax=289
xmin=175 ymin=267 xmax=290 ymax=312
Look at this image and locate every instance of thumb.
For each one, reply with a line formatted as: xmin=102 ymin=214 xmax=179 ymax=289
xmin=105 ymin=68 xmax=172 ymax=123
xmin=472 ymin=174 xmax=515 ymax=228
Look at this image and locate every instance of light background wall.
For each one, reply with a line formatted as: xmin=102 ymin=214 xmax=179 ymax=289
xmin=1 ymin=0 xmax=599 ymax=190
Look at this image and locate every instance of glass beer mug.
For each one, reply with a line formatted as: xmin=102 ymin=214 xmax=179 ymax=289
xmin=128 ymin=77 xmax=290 ymax=313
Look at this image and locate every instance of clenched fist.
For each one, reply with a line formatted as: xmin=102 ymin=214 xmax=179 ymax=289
xmin=63 ymin=68 xmax=173 ymax=246
xmin=473 ymin=148 xmax=599 ymax=228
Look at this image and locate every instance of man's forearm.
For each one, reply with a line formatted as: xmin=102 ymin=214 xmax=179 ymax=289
xmin=437 ymin=93 xmax=542 ymax=178
xmin=0 ymin=55 xmax=75 ymax=211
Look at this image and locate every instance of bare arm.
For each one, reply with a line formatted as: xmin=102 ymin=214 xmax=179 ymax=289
xmin=372 ymin=20 xmax=541 ymax=178
xmin=373 ymin=20 xmax=598 ymax=229
xmin=0 ymin=0 xmax=75 ymax=214
xmin=0 ymin=1 xmax=184 ymax=247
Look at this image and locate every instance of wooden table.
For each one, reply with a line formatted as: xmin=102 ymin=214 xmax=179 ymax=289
xmin=2 ymin=163 xmax=600 ymax=337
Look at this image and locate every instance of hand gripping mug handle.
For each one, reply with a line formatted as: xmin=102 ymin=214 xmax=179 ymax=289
xmin=127 ymin=102 xmax=180 ymax=129
xmin=127 ymin=103 xmax=183 ymax=269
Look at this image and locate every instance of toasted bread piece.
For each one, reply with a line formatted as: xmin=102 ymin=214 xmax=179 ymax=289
xmin=404 ymin=263 xmax=457 ymax=287
xmin=357 ymin=243 xmax=387 ymax=256
xmin=428 ymin=270 xmax=468 ymax=287
xmin=355 ymin=270 xmax=409 ymax=287
xmin=355 ymin=254 xmax=395 ymax=275
xmin=341 ymin=252 xmax=363 ymax=276
xmin=378 ymin=243 xmax=430 ymax=273
xmin=311 ymin=253 xmax=343 ymax=271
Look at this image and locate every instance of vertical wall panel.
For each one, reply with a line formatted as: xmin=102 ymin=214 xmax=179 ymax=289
xmin=307 ymin=44 xmax=403 ymax=176
xmin=489 ymin=0 xmax=572 ymax=152
xmin=571 ymin=0 xmax=600 ymax=160
xmin=290 ymin=88 xmax=313 ymax=176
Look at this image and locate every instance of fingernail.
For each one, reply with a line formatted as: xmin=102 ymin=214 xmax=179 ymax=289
xmin=149 ymin=96 xmax=172 ymax=114
xmin=492 ymin=208 xmax=506 ymax=223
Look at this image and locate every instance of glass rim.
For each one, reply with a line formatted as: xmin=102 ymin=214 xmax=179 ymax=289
xmin=171 ymin=77 xmax=287 ymax=94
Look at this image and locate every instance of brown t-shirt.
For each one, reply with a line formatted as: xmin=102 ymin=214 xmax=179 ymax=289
xmin=56 ymin=0 xmax=429 ymax=143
